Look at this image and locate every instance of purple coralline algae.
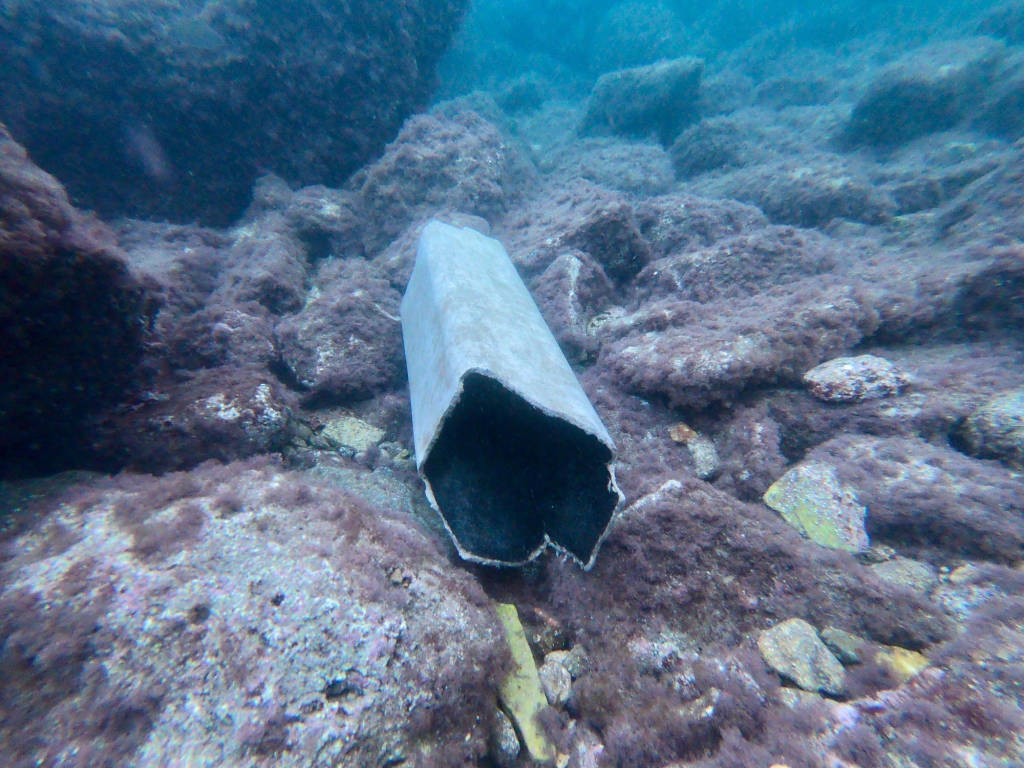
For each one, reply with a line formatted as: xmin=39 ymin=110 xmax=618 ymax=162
xmin=3 ymin=2 xmax=1024 ymax=764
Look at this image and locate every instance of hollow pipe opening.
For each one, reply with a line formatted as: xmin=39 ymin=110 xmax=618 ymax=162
xmin=423 ymin=371 xmax=619 ymax=566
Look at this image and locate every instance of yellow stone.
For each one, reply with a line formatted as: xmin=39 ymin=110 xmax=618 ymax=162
xmin=669 ymin=422 xmax=698 ymax=444
xmin=495 ymin=603 xmax=555 ymax=764
xmin=876 ymin=646 xmax=929 ymax=683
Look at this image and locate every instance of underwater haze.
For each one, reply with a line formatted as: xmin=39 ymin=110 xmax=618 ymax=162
xmin=2 ymin=0 xmax=1024 ymax=765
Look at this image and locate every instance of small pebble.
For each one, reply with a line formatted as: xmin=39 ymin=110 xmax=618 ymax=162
xmin=539 ymin=655 xmax=573 ymax=706
xmin=803 ymin=354 xmax=910 ymax=403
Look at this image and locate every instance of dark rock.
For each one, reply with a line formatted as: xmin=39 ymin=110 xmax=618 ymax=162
xmin=217 ymin=224 xmax=309 ymax=315
xmin=502 ymin=179 xmax=651 ymax=282
xmin=489 ymin=708 xmax=520 ymax=767
xmin=977 ymin=1 xmax=1024 ymax=43
xmin=699 ymin=69 xmax=757 ymax=115
xmin=0 ymin=0 xmax=469 ymax=224
xmin=808 ymin=434 xmax=1024 ymax=563
xmin=165 ymin=304 xmax=279 ymax=372
xmin=977 ymin=67 xmax=1024 ymax=140
xmin=0 ymin=124 xmax=153 ymax=477
xmin=881 ymin=141 xmax=1002 ymax=216
xmin=950 ymin=247 xmax=1024 ymax=332
xmin=94 ymin=368 xmax=297 ymax=473
xmin=670 ymin=117 xmax=747 ymax=177
xmin=282 ymin=185 xmax=367 ymax=261
xmin=576 ymin=370 xmax=701 ymax=497
xmin=538 ymin=477 xmax=949 ymax=654
xmin=115 ymin=221 xmax=234 ymax=321
xmin=580 ymin=57 xmax=704 ymax=144
xmin=841 ymin=38 xmax=1004 ymax=147
xmin=939 ymin=148 xmax=1024 ymax=245
xmin=956 ymin=388 xmax=1024 ymax=469
xmin=495 ymin=72 xmax=554 ymax=114
xmin=634 ymin=225 xmax=839 ymax=304
xmin=276 ymin=260 xmax=404 ymax=404
xmin=0 ymin=460 xmax=505 ymax=765
xmin=852 ymin=248 xmax=1014 ymax=342
xmin=764 ymin=340 xmax=1024 ymax=461
xmin=530 ymin=250 xmax=615 ymax=363
xmin=712 ymin=402 xmax=788 ymax=503
xmin=354 ymin=109 xmax=535 ymax=253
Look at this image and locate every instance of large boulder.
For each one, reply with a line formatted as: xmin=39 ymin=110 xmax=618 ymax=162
xmin=0 ymin=460 xmax=507 ymax=766
xmin=598 ymin=280 xmax=880 ymax=409
xmin=580 ymin=57 xmax=704 ymax=144
xmin=276 ymin=260 xmax=405 ymax=405
xmin=841 ymin=38 xmax=1004 ymax=147
xmin=808 ymin=435 xmax=1024 ymax=563
xmin=353 ymin=108 xmax=535 ymax=253
xmin=0 ymin=124 xmax=152 ymax=477
xmin=502 ymin=179 xmax=651 ymax=282
xmin=0 ymin=0 xmax=470 ymax=224
xmin=694 ymin=154 xmax=893 ymax=228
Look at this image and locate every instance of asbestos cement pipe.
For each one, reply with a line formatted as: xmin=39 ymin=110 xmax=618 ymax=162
xmin=400 ymin=220 xmax=623 ymax=569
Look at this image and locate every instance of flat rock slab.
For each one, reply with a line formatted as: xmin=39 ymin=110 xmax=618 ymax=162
xmin=758 ymin=618 xmax=846 ymax=695
xmin=763 ymin=460 xmax=870 ymax=553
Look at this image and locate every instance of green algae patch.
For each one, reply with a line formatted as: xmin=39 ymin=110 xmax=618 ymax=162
xmin=876 ymin=645 xmax=929 ymax=683
xmin=763 ymin=460 xmax=869 ymax=553
xmin=495 ymin=602 xmax=555 ymax=764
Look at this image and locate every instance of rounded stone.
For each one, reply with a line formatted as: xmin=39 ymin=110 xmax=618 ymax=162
xmin=489 ymin=708 xmax=520 ymax=768
xmin=539 ymin=655 xmax=573 ymax=706
xmin=958 ymin=388 xmax=1024 ymax=469
xmin=803 ymin=354 xmax=910 ymax=403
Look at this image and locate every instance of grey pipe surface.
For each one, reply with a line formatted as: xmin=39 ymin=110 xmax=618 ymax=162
xmin=401 ymin=220 xmax=623 ymax=568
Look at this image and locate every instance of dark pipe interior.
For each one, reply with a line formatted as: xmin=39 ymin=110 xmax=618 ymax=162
xmin=423 ymin=372 xmax=618 ymax=565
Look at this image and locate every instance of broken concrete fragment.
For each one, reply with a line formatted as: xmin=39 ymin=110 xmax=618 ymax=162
xmin=495 ymin=603 xmax=556 ymax=764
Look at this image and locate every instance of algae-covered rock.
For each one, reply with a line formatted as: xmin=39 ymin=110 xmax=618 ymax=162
xmin=763 ymin=461 xmax=870 ymax=553
xmin=321 ymin=414 xmax=386 ymax=455
xmin=758 ymin=618 xmax=846 ymax=696
xmin=539 ymin=654 xmax=573 ymax=707
xmin=868 ymin=556 xmax=939 ymax=595
xmin=803 ymin=354 xmax=911 ymax=403
xmin=958 ymin=387 xmax=1024 ymax=469
xmin=580 ymin=57 xmax=703 ymax=143
xmin=495 ymin=603 xmax=556 ymax=764
xmin=821 ymin=626 xmax=867 ymax=665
